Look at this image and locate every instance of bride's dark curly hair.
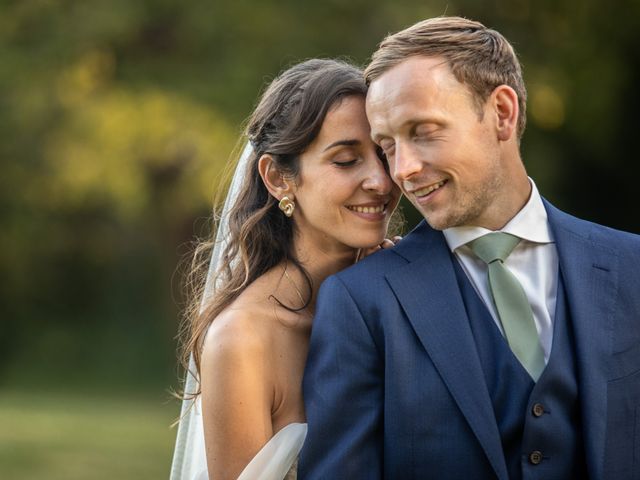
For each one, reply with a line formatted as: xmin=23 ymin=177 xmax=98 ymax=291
xmin=178 ymin=59 xmax=370 ymax=394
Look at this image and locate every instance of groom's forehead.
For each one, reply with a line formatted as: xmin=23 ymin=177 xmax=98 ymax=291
xmin=366 ymin=60 xmax=467 ymax=130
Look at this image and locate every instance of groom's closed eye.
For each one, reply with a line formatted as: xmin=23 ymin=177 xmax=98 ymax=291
xmin=375 ymin=146 xmax=390 ymax=172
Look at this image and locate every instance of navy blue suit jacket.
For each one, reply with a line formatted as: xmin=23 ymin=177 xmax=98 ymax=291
xmin=299 ymin=201 xmax=640 ymax=479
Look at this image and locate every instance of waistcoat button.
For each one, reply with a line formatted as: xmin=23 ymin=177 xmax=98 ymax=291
xmin=532 ymin=403 xmax=545 ymax=417
xmin=529 ymin=450 xmax=543 ymax=465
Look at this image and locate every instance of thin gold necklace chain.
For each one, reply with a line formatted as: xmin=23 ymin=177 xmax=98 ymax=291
xmin=283 ymin=265 xmax=306 ymax=309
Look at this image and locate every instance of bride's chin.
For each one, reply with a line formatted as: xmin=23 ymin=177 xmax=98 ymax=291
xmin=355 ymin=238 xmax=386 ymax=250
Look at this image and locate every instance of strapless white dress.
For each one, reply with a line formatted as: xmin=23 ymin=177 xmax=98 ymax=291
xmin=238 ymin=423 xmax=306 ymax=479
xmin=171 ymin=392 xmax=307 ymax=480
xmin=191 ymin=423 xmax=307 ymax=480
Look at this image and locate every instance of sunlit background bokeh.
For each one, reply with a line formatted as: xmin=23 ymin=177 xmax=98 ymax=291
xmin=1 ymin=0 xmax=638 ymax=478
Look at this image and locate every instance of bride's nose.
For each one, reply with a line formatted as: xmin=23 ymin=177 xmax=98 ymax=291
xmin=362 ymin=157 xmax=394 ymax=194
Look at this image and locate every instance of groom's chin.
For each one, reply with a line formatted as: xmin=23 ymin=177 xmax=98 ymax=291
xmin=420 ymin=213 xmax=449 ymax=231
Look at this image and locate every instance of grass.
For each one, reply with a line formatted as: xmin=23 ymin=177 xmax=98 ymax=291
xmin=0 ymin=389 xmax=180 ymax=480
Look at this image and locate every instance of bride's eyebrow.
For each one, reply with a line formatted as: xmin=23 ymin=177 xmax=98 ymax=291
xmin=323 ymin=139 xmax=360 ymax=152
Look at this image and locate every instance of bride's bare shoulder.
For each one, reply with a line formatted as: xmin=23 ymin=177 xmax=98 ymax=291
xmin=201 ymin=295 xmax=273 ymax=368
xmin=200 ymin=266 xmax=303 ymax=375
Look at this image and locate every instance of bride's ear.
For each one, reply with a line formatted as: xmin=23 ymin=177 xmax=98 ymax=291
xmin=258 ymin=154 xmax=295 ymax=200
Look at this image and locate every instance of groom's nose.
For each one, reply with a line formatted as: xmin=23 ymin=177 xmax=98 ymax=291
xmin=392 ymin=142 xmax=423 ymax=183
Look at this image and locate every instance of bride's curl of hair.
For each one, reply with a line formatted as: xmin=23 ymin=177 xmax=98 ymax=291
xmin=178 ymin=59 xmax=368 ymax=396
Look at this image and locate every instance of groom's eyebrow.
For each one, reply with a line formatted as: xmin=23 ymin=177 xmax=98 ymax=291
xmin=323 ymin=139 xmax=360 ymax=152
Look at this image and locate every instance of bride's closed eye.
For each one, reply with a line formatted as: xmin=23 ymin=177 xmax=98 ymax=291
xmin=332 ymin=158 xmax=359 ymax=167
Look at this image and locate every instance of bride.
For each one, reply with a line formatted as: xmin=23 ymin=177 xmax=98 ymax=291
xmin=171 ymin=58 xmax=401 ymax=479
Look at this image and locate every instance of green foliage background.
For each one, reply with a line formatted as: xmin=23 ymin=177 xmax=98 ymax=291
xmin=0 ymin=0 xmax=638 ymax=477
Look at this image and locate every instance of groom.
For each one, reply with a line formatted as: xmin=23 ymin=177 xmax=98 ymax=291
xmin=299 ymin=17 xmax=640 ymax=480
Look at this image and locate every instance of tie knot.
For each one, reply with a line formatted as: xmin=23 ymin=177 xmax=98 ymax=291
xmin=469 ymin=232 xmax=521 ymax=264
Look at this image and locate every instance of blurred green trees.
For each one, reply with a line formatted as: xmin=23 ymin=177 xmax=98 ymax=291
xmin=0 ymin=0 xmax=638 ymax=392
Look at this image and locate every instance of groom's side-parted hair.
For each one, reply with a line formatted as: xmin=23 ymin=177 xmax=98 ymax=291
xmin=364 ymin=16 xmax=528 ymax=138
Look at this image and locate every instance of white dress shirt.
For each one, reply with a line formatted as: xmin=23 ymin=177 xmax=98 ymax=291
xmin=442 ymin=179 xmax=558 ymax=363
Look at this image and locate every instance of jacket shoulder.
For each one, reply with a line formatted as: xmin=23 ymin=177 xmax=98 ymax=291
xmin=546 ymin=200 xmax=640 ymax=254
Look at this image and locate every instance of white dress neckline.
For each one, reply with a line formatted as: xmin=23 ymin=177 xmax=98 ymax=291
xmin=192 ymin=422 xmax=308 ymax=480
xmin=238 ymin=423 xmax=307 ymax=480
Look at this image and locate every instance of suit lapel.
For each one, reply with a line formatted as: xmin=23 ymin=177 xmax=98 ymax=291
xmin=546 ymin=201 xmax=617 ymax=480
xmin=386 ymin=223 xmax=509 ymax=480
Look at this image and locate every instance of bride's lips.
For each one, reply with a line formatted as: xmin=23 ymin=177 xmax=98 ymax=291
xmin=345 ymin=201 xmax=390 ymax=221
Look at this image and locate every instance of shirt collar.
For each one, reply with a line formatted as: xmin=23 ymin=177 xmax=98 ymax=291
xmin=442 ymin=178 xmax=554 ymax=252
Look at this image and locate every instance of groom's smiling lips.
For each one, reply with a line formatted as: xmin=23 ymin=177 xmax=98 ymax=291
xmin=408 ymin=179 xmax=448 ymax=201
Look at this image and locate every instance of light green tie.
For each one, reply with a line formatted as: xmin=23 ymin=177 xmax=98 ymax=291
xmin=469 ymin=232 xmax=545 ymax=381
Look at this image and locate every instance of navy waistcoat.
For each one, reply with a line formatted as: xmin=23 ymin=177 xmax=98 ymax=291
xmin=452 ymin=259 xmax=587 ymax=479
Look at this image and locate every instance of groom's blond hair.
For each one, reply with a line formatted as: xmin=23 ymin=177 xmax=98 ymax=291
xmin=365 ymin=16 xmax=527 ymax=138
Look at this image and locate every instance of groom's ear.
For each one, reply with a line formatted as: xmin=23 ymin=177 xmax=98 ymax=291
xmin=258 ymin=154 xmax=296 ymax=200
xmin=491 ymin=85 xmax=519 ymax=142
